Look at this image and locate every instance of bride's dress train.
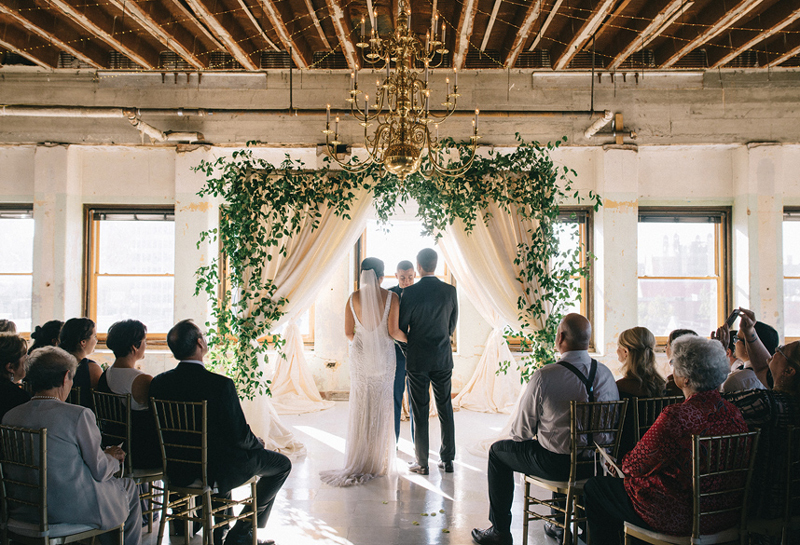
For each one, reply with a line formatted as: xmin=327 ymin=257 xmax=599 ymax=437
xmin=320 ymin=272 xmax=396 ymax=487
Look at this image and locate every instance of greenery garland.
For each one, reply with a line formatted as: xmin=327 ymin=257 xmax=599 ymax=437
xmin=194 ymin=135 xmax=601 ymax=399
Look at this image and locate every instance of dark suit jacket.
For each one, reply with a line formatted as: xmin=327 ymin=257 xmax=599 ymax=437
xmin=398 ymin=276 xmax=458 ymax=372
xmin=389 ymin=285 xmax=408 ymax=356
xmin=149 ymin=362 xmax=263 ymax=493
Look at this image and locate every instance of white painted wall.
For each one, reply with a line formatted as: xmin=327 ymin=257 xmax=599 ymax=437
xmin=3 ymin=142 xmax=799 ymax=389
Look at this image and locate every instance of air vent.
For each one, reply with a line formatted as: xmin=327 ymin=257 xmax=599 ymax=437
xmin=108 ymin=52 xmax=139 ymax=70
xmin=465 ymin=49 xmax=502 ymax=69
xmin=208 ymin=52 xmax=243 ymax=70
xmin=58 ymin=52 xmax=93 ymax=69
xmin=260 ymin=51 xmax=293 ymax=69
xmin=672 ymin=48 xmax=707 ymax=69
xmin=568 ymin=50 xmax=605 ymax=69
xmin=312 ymin=51 xmax=347 ymax=69
xmin=160 ymin=51 xmax=191 ymax=70
xmin=516 ymin=50 xmax=551 ymax=69
xmin=617 ymin=49 xmax=655 ymax=69
xmin=1 ymin=52 xmax=36 ymax=66
xmin=724 ymin=50 xmax=759 ymax=68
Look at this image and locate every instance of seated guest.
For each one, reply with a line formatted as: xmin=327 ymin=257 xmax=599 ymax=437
xmin=59 ymin=317 xmax=102 ymax=408
xmin=664 ymin=329 xmax=697 ymax=396
xmin=0 ymin=333 xmax=30 ymax=420
xmin=2 ymin=347 xmax=141 ymax=545
xmin=95 ymin=319 xmax=160 ymax=469
xmin=615 ymin=327 xmax=665 ymax=458
xmin=149 ymin=320 xmax=292 ymax=545
xmin=583 ymin=335 xmax=748 ymax=544
xmin=725 ymin=330 xmax=746 ymax=371
xmin=27 ymin=320 xmax=63 ymax=354
xmin=714 ymin=323 xmax=765 ymax=394
xmin=471 ymin=314 xmax=619 ymax=545
xmin=0 ymin=319 xmax=17 ymax=333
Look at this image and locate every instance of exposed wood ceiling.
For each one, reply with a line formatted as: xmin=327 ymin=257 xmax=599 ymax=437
xmin=1 ymin=0 xmax=799 ymax=71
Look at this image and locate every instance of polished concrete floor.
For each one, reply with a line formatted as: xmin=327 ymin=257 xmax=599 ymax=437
xmin=148 ymin=402 xmax=565 ymax=545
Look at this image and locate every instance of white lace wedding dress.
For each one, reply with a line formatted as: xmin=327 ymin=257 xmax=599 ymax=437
xmin=320 ymin=270 xmax=397 ymax=486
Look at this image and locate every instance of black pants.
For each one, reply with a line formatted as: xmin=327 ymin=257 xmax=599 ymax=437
xmin=487 ymin=439 xmax=571 ymax=534
xmin=583 ymin=476 xmax=650 ymax=545
xmin=393 ymin=345 xmax=412 ymax=442
xmin=215 ymin=449 xmax=292 ymax=541
xmin=406 ymin=368 xmax=455 ymax=466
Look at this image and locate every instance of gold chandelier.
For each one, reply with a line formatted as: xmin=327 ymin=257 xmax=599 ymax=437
xmin=322 ymin=0 xmax=480 ymax=180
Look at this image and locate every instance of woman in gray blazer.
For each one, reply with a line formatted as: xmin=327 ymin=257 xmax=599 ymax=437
xmin=2 ymin=346 xmax=142 ymax=545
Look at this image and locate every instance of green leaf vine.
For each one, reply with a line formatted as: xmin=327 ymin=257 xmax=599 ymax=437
xmin=194 ymin=135 xmax=601 ymax=399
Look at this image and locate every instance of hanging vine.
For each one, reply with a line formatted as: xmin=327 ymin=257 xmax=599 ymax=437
xmin=194 ymin=135 xmax=601 ymax=399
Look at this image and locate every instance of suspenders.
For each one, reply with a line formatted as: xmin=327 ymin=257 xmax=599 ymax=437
xmin=557 ymin=359 xmax=598 ymax=402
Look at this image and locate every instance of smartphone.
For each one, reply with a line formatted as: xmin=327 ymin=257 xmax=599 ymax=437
xmin=725 ymin=309 xmax=741 ymax=328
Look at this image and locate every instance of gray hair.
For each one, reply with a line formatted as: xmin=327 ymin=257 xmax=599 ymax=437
xmin=671 ymin=335 xmax=729 ymax=392
xmin=26 ymin=346 xmax=78 ymax=393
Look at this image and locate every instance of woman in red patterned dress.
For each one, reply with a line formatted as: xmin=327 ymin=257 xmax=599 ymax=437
xmin=583 ymin=335 xmax=748 ymax=544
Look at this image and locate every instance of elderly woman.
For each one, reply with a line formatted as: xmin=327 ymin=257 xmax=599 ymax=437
xmin=1 ymin=347 xmax=142 ymax=545
xmin=583 ymin=335 xmax=748 ymax=544
xmin=0 ymin=333 xmax=30 ymax=421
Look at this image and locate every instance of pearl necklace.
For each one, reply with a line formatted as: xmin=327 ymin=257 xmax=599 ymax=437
xmin=31 ymin=395 xmax=61 ymax=401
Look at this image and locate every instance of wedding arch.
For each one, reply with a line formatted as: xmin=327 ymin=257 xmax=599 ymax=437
xmin=194 ymin=136 xmax=601 ymax=404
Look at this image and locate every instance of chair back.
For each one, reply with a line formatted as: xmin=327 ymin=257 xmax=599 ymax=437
xmin=150 ymin=399 xmax=208 ymax=489
xmin=786 ymin=426 xmax=800 ymax=522
xmin=92 ymin=390 xmax=134 ymax=476
xmin=691 ymin=430 xmax=760 ymax=537
xmin=66 ymin=387 xmax=81 ymax=406
xmin=633 ymin=395 xmax=684 ymax=442
xmin=0 ymin=426 xmax=48 ymax=533
xmin=569 ymin=400 xmax=628 ymax=480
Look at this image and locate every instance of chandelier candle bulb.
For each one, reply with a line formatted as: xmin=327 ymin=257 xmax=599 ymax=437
xmin=446 ymin=77 xmax=450 ymax=97
xmin=442 ymin=22 xmax=446 ymax=45
xmin=326 ymin=104 xmax=330 ymax=124
xmin=407 ymin=9 xmax=411 ymax=28
xmin=365 ymin=95 xmax=369 ymax=118
xmin=454 ymin=68 xmax=458 ymax=87
xmin=475 ymin=109 xmax=479 ymax=132
xmin=361 ymin=17 xmax=366 ymax=40
xmin=335 ymin=116 xmax=339 ymax=134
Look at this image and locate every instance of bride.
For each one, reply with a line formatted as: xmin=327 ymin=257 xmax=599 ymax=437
xmin=320 ymin=257 xmax=407 ymax=486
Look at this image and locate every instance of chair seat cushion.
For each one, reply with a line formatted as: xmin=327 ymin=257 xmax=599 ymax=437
xmin=6 ymin=518 xmax=97 ymax=538
xmin=624 ymin=522 xmax=740 ymax=544
xmin=131 ymin=467 xmax=164 ymax=479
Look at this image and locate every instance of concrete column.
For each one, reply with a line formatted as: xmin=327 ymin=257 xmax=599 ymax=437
xmin=594 ymin=146 xmax=639 ymax=355
xmin=31 ymin=145 xmax=83 ymax=324
xmin=173 ymin=147 xmax=218 ymax=329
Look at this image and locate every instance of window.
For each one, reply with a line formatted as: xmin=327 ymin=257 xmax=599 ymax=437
xmin=783 ymin=210 xmax=800 ymax=339
xmin=555 ymin=209 xmax=591 ymax=319
xmin=85 ymin=208 xmax=175 ymax=336
xmin=0 ymin=207 xmax=34 ymax=332
xmin=637 ymin=208 xmax=730 ymax=341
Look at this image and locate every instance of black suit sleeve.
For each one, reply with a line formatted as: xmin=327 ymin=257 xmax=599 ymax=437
xmin=399 ymin=291 xmax=411 ymax=333
xmin=449 ymin=286 xmax=458 ymax=336
xmin=217 ymin=378 xmax=262 ymax=452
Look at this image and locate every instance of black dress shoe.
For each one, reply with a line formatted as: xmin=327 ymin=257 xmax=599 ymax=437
xmin=438 ymin=460 xmax=454 ymax=473
xmin=543 ymin=522 xmax=563 ymax=541
xmin=408 ymin=463 xmax=429 ymax=475
xmin=471 ymin=526 xmax=513 ymax=545
xmin=223 ymin=530 xmax=275 ymax=545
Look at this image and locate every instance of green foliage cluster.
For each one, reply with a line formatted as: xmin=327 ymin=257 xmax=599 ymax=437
xmin=194 ymin=135 xmax=601 ymax=399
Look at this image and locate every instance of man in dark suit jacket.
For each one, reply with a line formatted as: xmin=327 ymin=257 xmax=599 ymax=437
xmin=149 ymin=320 xmax=291 ymax=545
xmin=389 ymin=259 xmax=415 ymax=442
xmin=399 ymin=248 xmax=458 ymax=474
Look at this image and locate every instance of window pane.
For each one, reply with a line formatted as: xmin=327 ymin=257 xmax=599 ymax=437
xmin=364 ymin=219 xmax=440 ymax=289
xmin=638 ymin=223 xmax=716 ymax=277
xmin=0 ymin=276 xmax=32 ymax=332
xmin=554 ymin=221 xmax=580 ymax=261
xmin=638 ymin=278 xmax=718 ymax=337
xmin=0 ymin=218 xmax=34 ymax=273
xmin=784 ymin=221 xmax=800 ymax=277
xmin=98 ymin=220 xmax=175 ymax=275
xmin=785 ymin=279 xmax=800 ymax=337
xmin=96 ymin=276 xmax=174 ymax=333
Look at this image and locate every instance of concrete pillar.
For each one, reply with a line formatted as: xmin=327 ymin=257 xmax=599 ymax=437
xmin=594 ymin=146 xmax=639 ymax=355
xmin=173 ymin=147 xmax=218 ymax=329
xmin=31 ymin=145 xmax=83 ymax=324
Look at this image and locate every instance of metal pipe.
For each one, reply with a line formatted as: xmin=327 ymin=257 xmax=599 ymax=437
xmin=584 ymin=110 xmax=614 ymax=138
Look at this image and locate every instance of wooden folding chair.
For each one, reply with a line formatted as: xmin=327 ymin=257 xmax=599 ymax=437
xmin=0 ymin=425 xmax=124 ymax=545
xmin=65 ymin=387 xmax=81 ymax=406
xmin=151 ymin=398 xmax=257 ymax=545
xmin=624 ymin=430 xmax=760 ymax=545
xmin=633 ymin=395 xmax=684 ymax=442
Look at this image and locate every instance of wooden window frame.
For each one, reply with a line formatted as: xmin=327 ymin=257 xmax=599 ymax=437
xmin=637 ymin=207 xmax=732 ymax=348
xmin=783 ymin=208 xmax=800 ymax=342
xmin=83 ymin=205 xmax=175 ymax=344
xmin=0 ymin=205 xmax=34 ymax=335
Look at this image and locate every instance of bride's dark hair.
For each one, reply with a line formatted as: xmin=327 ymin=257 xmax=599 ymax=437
xmin=360 ymin=257 xmax=385 ymax=279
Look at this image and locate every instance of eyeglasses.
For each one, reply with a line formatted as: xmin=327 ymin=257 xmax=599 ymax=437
xmin=775 ymin=345 xmax=800 ymax=370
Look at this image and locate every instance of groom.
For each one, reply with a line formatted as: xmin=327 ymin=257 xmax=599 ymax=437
xmin=399 ymin=248 xmax=458 ymax=474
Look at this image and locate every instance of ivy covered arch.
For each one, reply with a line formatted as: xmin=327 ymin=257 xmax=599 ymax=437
xmin=194 ymin=136 xmax=601 ymax=399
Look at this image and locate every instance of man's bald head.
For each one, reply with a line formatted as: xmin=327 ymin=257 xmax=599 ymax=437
xmin=557 ymin=313 xmax=592 ymax=352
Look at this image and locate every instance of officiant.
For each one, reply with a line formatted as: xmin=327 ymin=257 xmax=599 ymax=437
xmin=390 ymin=260 xmax=415 ymax=442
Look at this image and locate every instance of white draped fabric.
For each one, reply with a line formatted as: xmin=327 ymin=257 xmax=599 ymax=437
xmin=441 ymin=200 xmax=550 ymax=414
xmin=241 ymin=395 xmax=307 ymax=460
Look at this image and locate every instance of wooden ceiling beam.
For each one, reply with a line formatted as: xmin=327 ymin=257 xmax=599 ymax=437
xmin=551 ymin=0 xmax=616 ymax=70
xmin=453 ymin=0 xmax=478 ymax=69
xmin=708 ymin=3 xmax=800 ymax=68
xmin=0 ymin=20 xmax=58 ymax=68
xmin=527 ymin=0 xmax=565 ymax=52
xmin=160 ymin=0 xmax=226 ymax=53
xmin=236 ymin=0 xmax=279 ymax=51
xmin=302 ymin=0 xmax=332 ymax=51
xmin=480 ymin=0 xmax=503 ymax=52
xmin=0 ymin=0 xmax=106 ymax=68
xmin=105 ymin=0 xmax=205 ymax=69
xmin=258 ymin=0 xmax=311 ymax=68
xmin=591 ymin=0 xmax=639 ymax=43
xmin=324 ymin=0 xmax=359 ymax=70
xmin=765 ymin=26 xmax=800 ymax=67
xmin=658 ymin=0 xmax=765 ymax=68
xmin=183 ymin=0 xmax=258 ymax=70
xmin=504 ymin=0 xmax=543 ymax=67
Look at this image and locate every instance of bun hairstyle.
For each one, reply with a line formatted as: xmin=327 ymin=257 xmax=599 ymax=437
xmin=360 ymin=257 xmax=385 ymax=279
xmin=28 ymin=320 xmax=64 ymax=354
xmin=618 ymin=326 xmax=665 ymax=397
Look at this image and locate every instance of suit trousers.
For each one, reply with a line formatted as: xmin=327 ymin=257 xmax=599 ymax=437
xmin=215 ymin=448 xmax=292 ymax=540
xmin=393 ymin=345 xmax=411 ymax=442
xmin=406 ymin=368 xmax=455 ymax=467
